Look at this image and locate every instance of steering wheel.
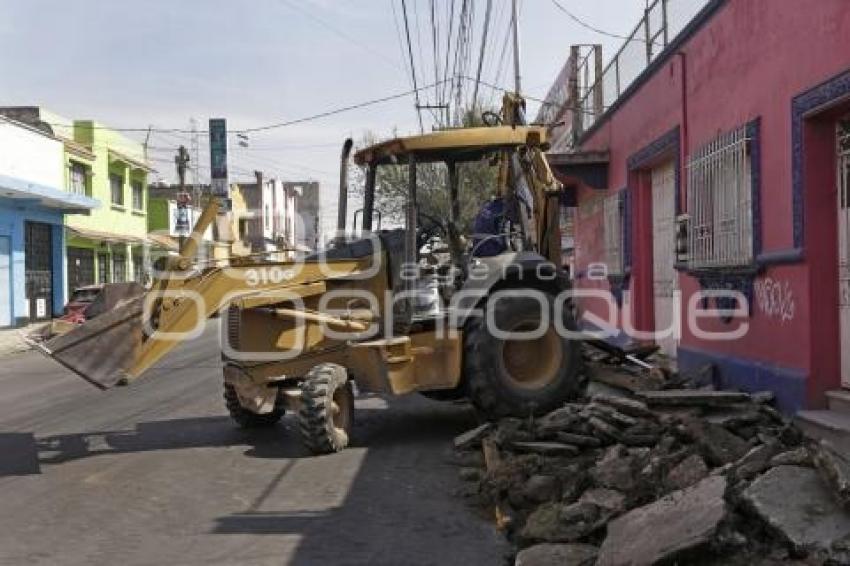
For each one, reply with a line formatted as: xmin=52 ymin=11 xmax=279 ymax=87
xmin=481 ymin=110 xmax=502 ymax=127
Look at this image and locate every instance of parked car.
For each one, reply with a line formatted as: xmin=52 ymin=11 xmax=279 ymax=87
xmin=29 ymin=283 xmax=144 ymax=342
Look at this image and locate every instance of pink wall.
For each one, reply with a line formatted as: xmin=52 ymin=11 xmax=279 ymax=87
xmin=568 ymin=0 xmax=850 ymax=400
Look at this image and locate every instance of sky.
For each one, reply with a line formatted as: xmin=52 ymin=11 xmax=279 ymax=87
xmin=0 ymin=0 xmax=647 ymax=239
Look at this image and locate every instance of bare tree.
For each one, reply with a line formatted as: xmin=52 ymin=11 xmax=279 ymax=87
xmin=352 ymin=106 xmax=499 ymax=233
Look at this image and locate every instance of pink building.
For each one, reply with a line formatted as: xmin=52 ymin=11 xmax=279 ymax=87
xmin=544 ymin=0 xmax=850 ymax=418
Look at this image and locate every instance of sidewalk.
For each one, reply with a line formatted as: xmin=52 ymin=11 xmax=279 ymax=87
xmin=0 ymin=323 xmax=46 ymax=358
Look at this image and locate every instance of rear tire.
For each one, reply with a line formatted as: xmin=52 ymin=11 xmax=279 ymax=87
xmin=298 ymin=363 xmax=354 ymax=454
xmin=224 ymin=382 xmax=284 ymax=428
xmin=464 ymin=291 xmax=584 ymax=419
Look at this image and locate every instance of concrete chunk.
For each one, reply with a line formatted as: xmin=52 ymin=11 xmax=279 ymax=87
xmin=453 ymin=423 xmax=491 ymax=450
xmin=742 ymin=465 xmax=850 ymax=553
xmin=511 ymin=442 xmax=579 ymax=457
xmin=592 ymin=393 xmax=656 ymax=420
xmin=681 ymin=417 xmax=750 ymax=466
xmin=666 ymin=454 xmax=709 ymax=491
xmin=515 ymin=543 xmax=598 ymax=566
xmin=597 ymin=475 xmax=728 ymax=566
xmin=554 ymin=432 xmax=601 ymax=447
xmin=813 ymin=440 xmax=850 ymax=507
xmin=639 ymin=390 xmax=751 ymax=407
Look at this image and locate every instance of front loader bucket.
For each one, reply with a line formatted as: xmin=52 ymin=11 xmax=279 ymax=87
xmin=37 ymin=297 xmax=144 ymax=389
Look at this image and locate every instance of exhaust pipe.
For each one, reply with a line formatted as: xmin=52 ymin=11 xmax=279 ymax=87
xmin=337 ymin=138 xmax=354 ymax=234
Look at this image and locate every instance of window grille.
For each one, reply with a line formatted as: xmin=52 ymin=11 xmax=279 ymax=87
xmin=603 ymin=192 xmax=625 ymax=275
xmin=687 ymin=125 xmax=753 ymax=268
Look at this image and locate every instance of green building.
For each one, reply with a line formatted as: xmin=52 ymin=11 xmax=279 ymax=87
xmin=63 ymin=120 xmax=154 ymax=290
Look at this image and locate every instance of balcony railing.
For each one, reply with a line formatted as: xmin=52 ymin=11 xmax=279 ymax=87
xmin=539 ymin=0 xmax=710 ymax=149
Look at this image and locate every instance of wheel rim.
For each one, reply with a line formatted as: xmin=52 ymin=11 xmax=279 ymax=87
xmin=331 ymin=385 xmax=353 ymax=436
xmin=499 ymin=320 xmax=563 ymax=390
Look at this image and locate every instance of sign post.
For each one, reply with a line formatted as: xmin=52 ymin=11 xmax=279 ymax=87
xmin=208 ymin=118 xmax=234 ymax=254
xmin=209 ymin=118 xmax=229 ymax=199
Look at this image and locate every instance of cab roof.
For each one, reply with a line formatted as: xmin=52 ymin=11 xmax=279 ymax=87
xmin=352 ymin=125 xmax=549 ymax=166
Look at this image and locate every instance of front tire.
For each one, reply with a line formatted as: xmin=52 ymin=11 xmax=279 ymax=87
xmin=464 ymin=291 xmax=583 ymax=419
xmin=224 ymin=382 xmax=285 ymax=428
xmin=298 ymin=363 xmax=354 ymax=454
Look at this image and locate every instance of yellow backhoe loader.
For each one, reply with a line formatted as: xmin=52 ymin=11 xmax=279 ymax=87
xmin=38 ymin=95 xmax=585 ymax=454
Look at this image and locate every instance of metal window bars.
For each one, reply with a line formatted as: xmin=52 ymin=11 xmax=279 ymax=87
xmin=687 ymin=125 xmax=753 ymax=269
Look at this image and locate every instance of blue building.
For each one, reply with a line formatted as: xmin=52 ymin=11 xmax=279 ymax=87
xmin=0 ymin=116 xmax=98 ymax=327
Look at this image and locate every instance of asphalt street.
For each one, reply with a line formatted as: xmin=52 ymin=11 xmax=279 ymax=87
xmin=0 ymin=321 xmax=507 ymax=566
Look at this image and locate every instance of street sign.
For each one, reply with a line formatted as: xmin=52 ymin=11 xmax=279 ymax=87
xmin=209 ymin=118 xmax=229 ymax=198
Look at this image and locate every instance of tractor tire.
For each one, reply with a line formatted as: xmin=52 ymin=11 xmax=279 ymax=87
xmin=298 ymin=363 xmax=354 ymax=454
xmin=464 ymin=291 xmax=584 ymax=419
xmin=223 ymin=382 xmax=285 ymax=428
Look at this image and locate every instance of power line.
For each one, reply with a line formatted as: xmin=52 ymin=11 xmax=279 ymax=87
xmin=236 ymin=80 xmax=447 ymax=134
xmin=470 ymin=0 xmax=493 ymax=110
xmin=278 ymin=0 xmax=405 ymax=72
xmin=549 ymin=0 xmax=659 ymax=44
xmin=400 ymin=0 xmax=425 ymax=133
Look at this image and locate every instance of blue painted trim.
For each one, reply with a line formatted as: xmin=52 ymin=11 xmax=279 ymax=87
xmin=627 ymin=126 xmax=682 ymax=213
xmin=791 ymin=67 xmax=850 ymax=249
xmin=756 ymin=247 xmax=804 ymax=267
xmin=0 ymin=173 xmax=99 ymax=211
xmin=747 ymin=117 xmax=763 ymax=258
xmin=622 ymin=187 xmax=632 ymax=272
xmin=678 ymin=346 xmax=807 ymax=414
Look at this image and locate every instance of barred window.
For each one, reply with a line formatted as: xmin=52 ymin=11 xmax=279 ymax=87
xmin=603 ymin=192 xmax=625 ymax=276
xmin=687 ymin=125 xmax=754 ymax=268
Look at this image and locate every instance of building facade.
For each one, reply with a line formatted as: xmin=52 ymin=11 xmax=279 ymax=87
xmin=232 ymin=177 xmax=303 ymax=253
xmin=285 ymin=181 xmax=319 ymax=250
xmin=0 ymin=116 xmax=98 ymax=327
xmin=544 ymin=0 xmax=850 ymax=413
xmin=0 ymin=108 xmax=154 ymax=293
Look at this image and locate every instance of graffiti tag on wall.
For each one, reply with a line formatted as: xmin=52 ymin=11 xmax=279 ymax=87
xmin=754 ymin=277 xmax=796 ymax=322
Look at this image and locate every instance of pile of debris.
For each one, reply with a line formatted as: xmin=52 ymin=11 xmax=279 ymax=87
xmin=452 ymin=380 xmax=850 ymax=565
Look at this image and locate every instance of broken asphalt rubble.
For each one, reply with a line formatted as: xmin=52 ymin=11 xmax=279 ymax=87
xmin=451 ymin=360 xmax=850 ymax=565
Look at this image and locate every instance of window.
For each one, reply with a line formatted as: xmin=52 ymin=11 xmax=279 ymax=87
xmin=687 ymin=124 xmax=754 ymax=268
xmin=131 ymin=180 xmax=144 ymax=211
xmin=112 ymin=254 xmax=126 ymax=283
xmin=265 ymin=205 xmax=270 ymax=230
xmin=132 ymin=253 xmax=144 ymax=283
xmin=110 ymin=173 xmax=124 ymax=206
xmin=69 ymin=162 xmax=87 ymax=195
xmin=97 ymin=253 xmax=110 ymax=284
xmin=603 ymin=192 xmax=625 ymax=276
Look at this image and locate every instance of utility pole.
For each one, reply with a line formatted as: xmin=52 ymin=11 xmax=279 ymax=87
xmin=175 ymin=145 xmax=191 ymax=251
xmin=255 ymin=170 xmax=264 ymax=241
xmin=511 ymin=0 xmax=522 ymax=95
xmin=142 ymin=125 xmax=153 ymax=164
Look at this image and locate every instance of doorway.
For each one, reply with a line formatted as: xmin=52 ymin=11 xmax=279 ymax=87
xmin=24 ymin=221 xmax=53 ymax=321
xmin=838 ymin=117 xmax=850 ymax=387
xmin=67 ymin=247 xmax=94 ymax=297
xmin=0 ymin=236 xmax=10 ymax=327
xmin=651 ymin=161 xmax=678 ymax=357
